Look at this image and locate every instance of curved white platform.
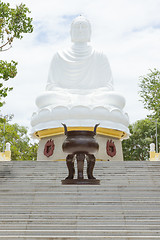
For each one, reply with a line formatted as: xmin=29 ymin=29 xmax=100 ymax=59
xmin=31 ymin=88 xmax=130 ymax=139
xmin=31 ymin=105 xmax=129 ymax=138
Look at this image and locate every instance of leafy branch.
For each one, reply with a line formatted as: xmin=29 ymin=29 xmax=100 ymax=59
xmin=139 ymin=68 xmax=160 ymax=120
xmin=0 ymin=1 xmax=33 ymax=108
xmin=0 ymin=2 xmax=33 ymax=51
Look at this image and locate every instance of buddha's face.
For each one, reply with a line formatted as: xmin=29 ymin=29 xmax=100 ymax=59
xmin=70 ymin=16 xmax=91 ymax=43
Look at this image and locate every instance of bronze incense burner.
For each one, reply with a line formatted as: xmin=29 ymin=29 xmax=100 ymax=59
xmin=61 ymin=124 xmax=100 ymax=184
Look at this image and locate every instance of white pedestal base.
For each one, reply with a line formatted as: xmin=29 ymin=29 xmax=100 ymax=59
xmin=37 ymin=134 xmax=123 ymax=161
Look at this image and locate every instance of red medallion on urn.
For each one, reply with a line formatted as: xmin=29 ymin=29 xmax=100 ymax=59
xmin=44 ymin=139 xmax=55 ymax=157
xmin=106 ymin=140 xmax=116 ymax=157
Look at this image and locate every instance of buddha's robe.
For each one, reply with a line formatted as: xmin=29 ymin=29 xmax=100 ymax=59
xmin=46 ymin=45 xmax=113 ymax=92
xmin=36 ymin=44 xmax=125 ymax=110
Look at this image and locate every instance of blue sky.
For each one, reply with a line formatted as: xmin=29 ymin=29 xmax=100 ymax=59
xmin=1 ymin=0 xmax=160 ymax=132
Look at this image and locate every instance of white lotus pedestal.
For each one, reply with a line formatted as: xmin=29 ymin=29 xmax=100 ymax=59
xmin=31 ymin=94 xmax=129 ymax=162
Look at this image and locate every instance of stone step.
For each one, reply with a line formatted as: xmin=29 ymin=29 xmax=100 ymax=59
xmin=0 ymin=190 xmax=160 ymax=194
xmin=1 ymin=219 xmax=160 ymax=225
xmin=0 ymin=202 xmax=160 ymax=207
xmin=0 ymin=229 xmax=160 ymax=236
xmin=8 ymin=167 xmax=158 ymax=171
xmin=1 ymin=200 xmax=160 ymax=205
xmin=2 ymin=166 xmax=160 ymax=169
xmin=1 ymin=185 xmax=160 ymax=189
xmin=3 ymin=203 xmax=158 ymax=209
xmin=1 ymin=198 xmax=160 ymax=203
xmin=0 ymin=196 xmax=159 ymax=201
xmin=0 ymin=210 xmax=159 ymax=215
xmin=0 ymin=195 xmax=159 ymax=200
xmin=1 ymin=214 xmax=160 ymax=220
xmin=1 ymin=236 xmax=160 ymax=240
xmin=0 ymin=196 xmax=159 ymax=200
xmin=0 ymin=172 xmax=158 ymax=176
xmin=1 ymin=176 xmax=160 ymax=180
xmin=2 ymin=180 xmax=158 ymax=183
xmin=1 ymin=224 xmax=160 ymax=230
xmin=1 ymin=173 xmax=159 ymax=176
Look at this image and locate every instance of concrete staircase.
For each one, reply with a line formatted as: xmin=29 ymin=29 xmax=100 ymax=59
xmin=0 ymin=160 xmax=160 ymax=239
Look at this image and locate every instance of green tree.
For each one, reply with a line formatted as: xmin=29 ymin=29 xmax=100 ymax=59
xmin=0 ymin=1 xmax=33 ymax=107
xmin=0 ymin=1 xmax=33 ymax=51
xmin=0 ymin=60 xmax=17 ymax=107
xmin=139 ymin=68 xmax=160 ymax=120
xmin=122 ymin=118 xmax=160 ymax=161
xmin=0 ymin=122 xmax=38 ymax=160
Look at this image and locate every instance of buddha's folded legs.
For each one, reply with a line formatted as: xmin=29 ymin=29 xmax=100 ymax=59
xmin=36 ymin=91 xmax=72 ymax=108
xmin=35 ymin=89 xmax=126 ymax=110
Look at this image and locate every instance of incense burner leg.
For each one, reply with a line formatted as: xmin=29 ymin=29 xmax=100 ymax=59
xmin=86 ymin=154 xmax=96 ymax=179
xmin=65 ymin=154 xmax=75 ymax=179
xmin=76 ymin=153 xmax=85 ymax=179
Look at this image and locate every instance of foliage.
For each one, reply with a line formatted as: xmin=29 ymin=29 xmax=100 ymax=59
xmin=125 ymin=69 xmax=160 ymax=161
xmin=0 ymin=122 xmax=38 ymax=160
xmin=139 ymin=68 xmax=160 ymax=120
xmin=0 ymin=1 xmax=33 ymax=51
xmin=0 ymin=1 xmax=33 ymax=107
xmin=0 ymin=60 xmax=17 ymax=107
xmin=123 ymin=118 xmax=160 ymax=161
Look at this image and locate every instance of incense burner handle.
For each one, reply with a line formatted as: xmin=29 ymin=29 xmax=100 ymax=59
xmin=62 ymin=123 xmax=68 ymax=135
xmin=94 ymin=123 xmax=100 ymax=135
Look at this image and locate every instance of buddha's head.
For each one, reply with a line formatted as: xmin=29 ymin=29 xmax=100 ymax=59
xmin=70 ymin=16 xmax=91 ymax=43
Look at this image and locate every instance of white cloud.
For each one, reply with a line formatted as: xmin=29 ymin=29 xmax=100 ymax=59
xmin=1 ymin=0 xmax=160 ymax=132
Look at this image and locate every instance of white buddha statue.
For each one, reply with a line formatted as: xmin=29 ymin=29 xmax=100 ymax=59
xmin=36 ymin=16 xmax=125 ymax=110
xmin=31 ymin=16 xmax=129 ymax=137
xmin=46 ymin=16 xmax=113 ymax=91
